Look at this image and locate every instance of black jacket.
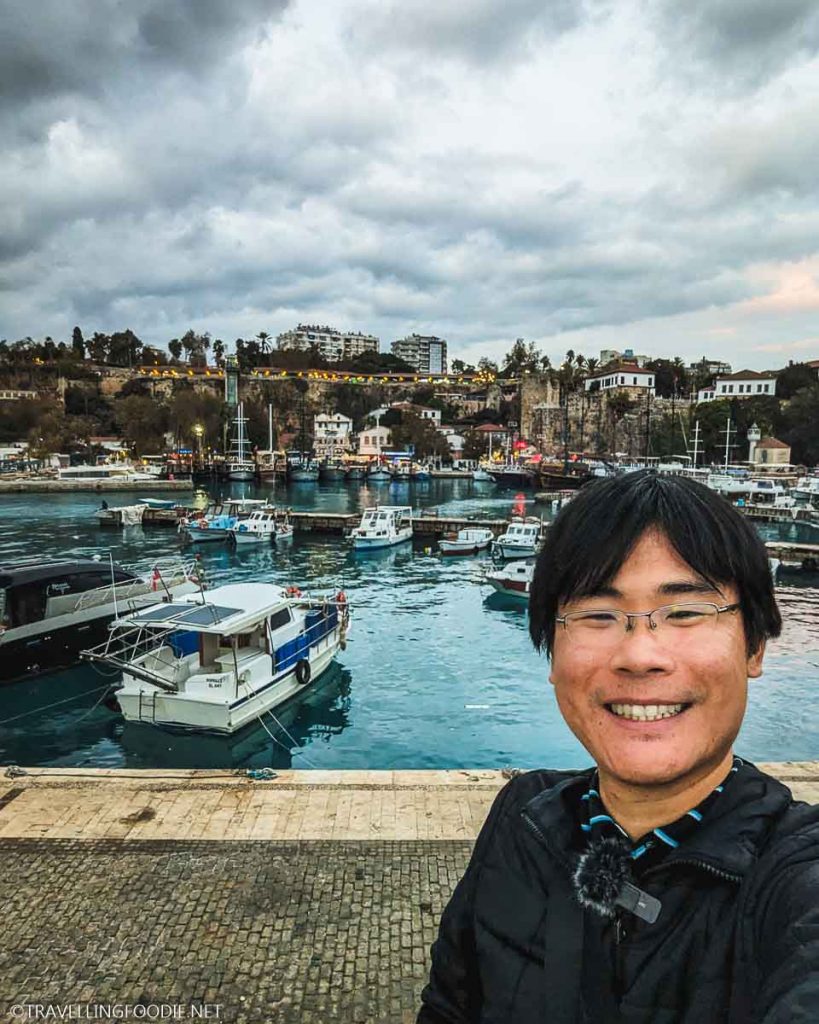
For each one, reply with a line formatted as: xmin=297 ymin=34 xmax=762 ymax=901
xmin=417 ymin=761 xmax=819 ymax=1023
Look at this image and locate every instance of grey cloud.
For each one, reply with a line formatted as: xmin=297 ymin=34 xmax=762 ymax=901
xmin=652 ymin=0 xmax=819 ymax=87
xmin=0 ymin=0 xmax=286 ymax=110
xmin=348 ymin=0 xmax=584 ymax=64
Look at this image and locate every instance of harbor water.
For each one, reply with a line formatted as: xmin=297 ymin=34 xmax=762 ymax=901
xmin=1 ymin=479 xmax=817 ymax=770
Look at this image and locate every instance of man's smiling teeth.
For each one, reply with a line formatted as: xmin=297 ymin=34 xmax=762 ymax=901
xmin=609 ymin=703 xmax=686 ymax=721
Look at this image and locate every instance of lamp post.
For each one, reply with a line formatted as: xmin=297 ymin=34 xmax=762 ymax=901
xmin=193 ymin=424 xmax=204 ymax=469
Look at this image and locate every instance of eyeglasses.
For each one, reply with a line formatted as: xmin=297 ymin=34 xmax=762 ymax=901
xmin=556 ymin=602 xmax=740 ymax=646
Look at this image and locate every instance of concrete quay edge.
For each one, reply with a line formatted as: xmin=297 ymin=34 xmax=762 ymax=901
xmin=1 ymin=764 xmax=817 ymax=843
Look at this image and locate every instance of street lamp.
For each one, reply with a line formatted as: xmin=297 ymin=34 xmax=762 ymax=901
xmin=193 ymin=424 xmax=204 ymax=463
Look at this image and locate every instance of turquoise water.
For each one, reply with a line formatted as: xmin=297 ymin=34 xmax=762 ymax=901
xmin=0 ymin=480 xmax=817 ymax=769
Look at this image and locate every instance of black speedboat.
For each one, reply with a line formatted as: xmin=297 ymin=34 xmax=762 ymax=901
xmin=0 ymin=558 xmax=199 ymax=684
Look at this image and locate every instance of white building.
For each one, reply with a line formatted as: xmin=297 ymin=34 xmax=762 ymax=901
xmin=391 ymin=334 xmax=448 ymax=374
xmin=356 ymin=425 xmax=391 ymax=456
xmin=584 ymin=362 xmax=655 ymax=393
xmin=313 ymin=413 xmax=353 ymax=459
xmin=390 ymin=402 xmax=442 ymax=426
xmin=277 ymin=325 xmax=379 ymax=363
xmin=696 ymin=370 xmax=777 ymax=403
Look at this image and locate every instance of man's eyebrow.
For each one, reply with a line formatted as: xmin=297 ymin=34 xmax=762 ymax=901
xmin=658 ymin=579 xmax=725 ymax=597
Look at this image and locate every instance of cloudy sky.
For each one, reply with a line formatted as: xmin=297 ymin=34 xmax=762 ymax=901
xmin=3 ymin=0 xmax=819 ymax=369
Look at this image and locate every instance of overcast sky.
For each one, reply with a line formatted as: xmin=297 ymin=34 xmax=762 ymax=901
xmin=3 ymin=0 xmax=819 ymax=369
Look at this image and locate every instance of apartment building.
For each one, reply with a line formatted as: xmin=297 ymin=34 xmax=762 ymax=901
xmin=277 ymin=325 xmax=379 ymax=363
xmin=391 ymin=334 xmax=448 ymax=374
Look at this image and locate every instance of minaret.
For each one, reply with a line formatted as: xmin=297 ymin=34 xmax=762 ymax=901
xmin=747 ymin=422 xmax=761 ymax=464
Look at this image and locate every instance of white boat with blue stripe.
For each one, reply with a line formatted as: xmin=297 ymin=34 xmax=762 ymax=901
xmin=81 ymin=582 xmax=350 ymax=734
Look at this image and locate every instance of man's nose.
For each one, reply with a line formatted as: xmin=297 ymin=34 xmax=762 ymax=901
xmin=608 ymin=617 xmax=676 ymax=674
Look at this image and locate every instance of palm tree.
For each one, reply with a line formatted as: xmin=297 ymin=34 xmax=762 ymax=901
xmin=256 ymin=331 xmax=271 ymax=356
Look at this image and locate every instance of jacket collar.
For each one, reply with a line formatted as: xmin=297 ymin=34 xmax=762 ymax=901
xmin=521 ymin=760 xmax=793 ymax=880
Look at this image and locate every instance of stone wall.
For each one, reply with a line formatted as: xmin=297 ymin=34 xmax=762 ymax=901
xmin=528 ymin=388 xmax=691 ymax=456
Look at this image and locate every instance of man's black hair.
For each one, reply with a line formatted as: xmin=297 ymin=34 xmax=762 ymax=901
xmin=529 ymin=470 xmax=782 ymax=656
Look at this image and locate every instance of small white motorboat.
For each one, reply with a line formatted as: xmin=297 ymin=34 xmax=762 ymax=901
xmin=138 ymin=498 xmax=179 ymax=510
xmin=492 ymin=517 xmax=544 ymax=559
xmin=228 ymin=508 xmax=278 ymax=545
xmin=438 ymin=528 xmax=495 ymax=556
xmin=350 ymin=506 xmax=413 ymax=549
xmin=274 ymin=508 xmax=294 ymax=541
xmin=81 ymin=582 xmax=351 ymax=734
xmin=180 ymin=499 xmax=267 ymax=543
xmin=486 ymin=559 xmax=535 ymax=600
xmin=472 ymin=467 xmax=495 ymax=482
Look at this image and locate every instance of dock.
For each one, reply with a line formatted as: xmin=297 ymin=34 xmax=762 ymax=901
xmin=0 ymin=764 xmax=816 ymax=1022
xmin=765 ymin=540 xmax=819 ymax=570
xmin=739 ymin=504 xmax=819 ymax=526
xmin=0 ymin=478 xmax=194 ymax=494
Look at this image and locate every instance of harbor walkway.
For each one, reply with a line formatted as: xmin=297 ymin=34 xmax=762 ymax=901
xmin=1 ymin=764 xmax=817 ymax=1023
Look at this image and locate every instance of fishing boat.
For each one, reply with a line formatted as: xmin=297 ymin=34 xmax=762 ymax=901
xmin=492 ymin=517 xmax=544 ymax=559
xmin=488 ymin=464 xmax=538 ymax=489
xmin=227 ymin=403 xmax=256 ymax=481
xmin=438 ymin=528 xmax=495 ymax=556
xmin=345 ymin=464 xmax=366 ymax=481
xmin=367 ymin=461 xmax=392 ymax=483
xmin=794 ymin=476 xmax=819 ymax=502
xmin=319 ymin=460 xmax=348 ymax=482
xmin=0 ymin=557 xmax=200 ymax=684
xmin=350 ymin=506 xmax=413 ymax=549
xmin=412 ymin=463 xmax=431 ymax=481
xmin=288 ymin=458 xmax=320 ymax=483
xmin=485 ymin=559 xmax=535 ymax=600
xmin=81 ymin=583 xmax=351 ymax=734
xmin=228 ymin=508 xmax=278 ymax=545
xmin=180 ymin=499 xmax=267 ymax=543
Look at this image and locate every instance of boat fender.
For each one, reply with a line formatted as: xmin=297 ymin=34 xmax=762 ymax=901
xmin=295 ymin=659 xmax=312 ymax=685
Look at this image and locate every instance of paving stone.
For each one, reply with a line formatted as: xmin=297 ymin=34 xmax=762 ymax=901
xmin=0 ymin=838 xmax=470 ymax=1023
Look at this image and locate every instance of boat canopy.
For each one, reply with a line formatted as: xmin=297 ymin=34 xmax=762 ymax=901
xmin=118 ymin=583 xmax=292 ymax=634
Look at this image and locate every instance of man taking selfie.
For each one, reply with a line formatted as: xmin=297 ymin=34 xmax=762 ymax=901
xmin=418 ymin=471 xmax=819 ymax=1022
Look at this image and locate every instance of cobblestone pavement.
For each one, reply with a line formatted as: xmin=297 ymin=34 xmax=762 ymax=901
xmin=0 ymin=838 xmax=470 ymax=1024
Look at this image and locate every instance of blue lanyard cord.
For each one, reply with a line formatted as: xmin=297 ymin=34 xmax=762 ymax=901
xmin=580 ymin=757 xmax=743 ymax=867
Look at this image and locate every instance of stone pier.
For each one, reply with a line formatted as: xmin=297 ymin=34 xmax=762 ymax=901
xmin=1 ymin=764 xmax=817 ymax=1023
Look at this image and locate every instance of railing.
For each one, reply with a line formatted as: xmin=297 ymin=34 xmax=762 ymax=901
xmin=71 ymin=558 xmax=199 ymax=614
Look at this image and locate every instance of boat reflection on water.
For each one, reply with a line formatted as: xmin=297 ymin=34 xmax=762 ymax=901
xmin=117 ymin=660 xmax=353 ymax=769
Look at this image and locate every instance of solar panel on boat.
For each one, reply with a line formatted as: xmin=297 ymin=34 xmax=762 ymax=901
xmin=133 ymin=604 xmax=190 ymax=622
xmin=174 ymin=604 xmax=242 ymax=625
xmin=132 ymin=603 xmax=241 ymax=626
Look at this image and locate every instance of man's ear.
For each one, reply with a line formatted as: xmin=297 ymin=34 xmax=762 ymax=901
xmin=747 ymin=641 xmax=766 ymax=679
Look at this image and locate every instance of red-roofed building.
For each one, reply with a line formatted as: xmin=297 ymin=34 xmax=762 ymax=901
xmin=584 ymin=361 xmax=655 ymax=394
xmin=697 ymin=369 xmax=777 ymax=403
xmin=752 ymin=437 xmax=791 ymax=465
